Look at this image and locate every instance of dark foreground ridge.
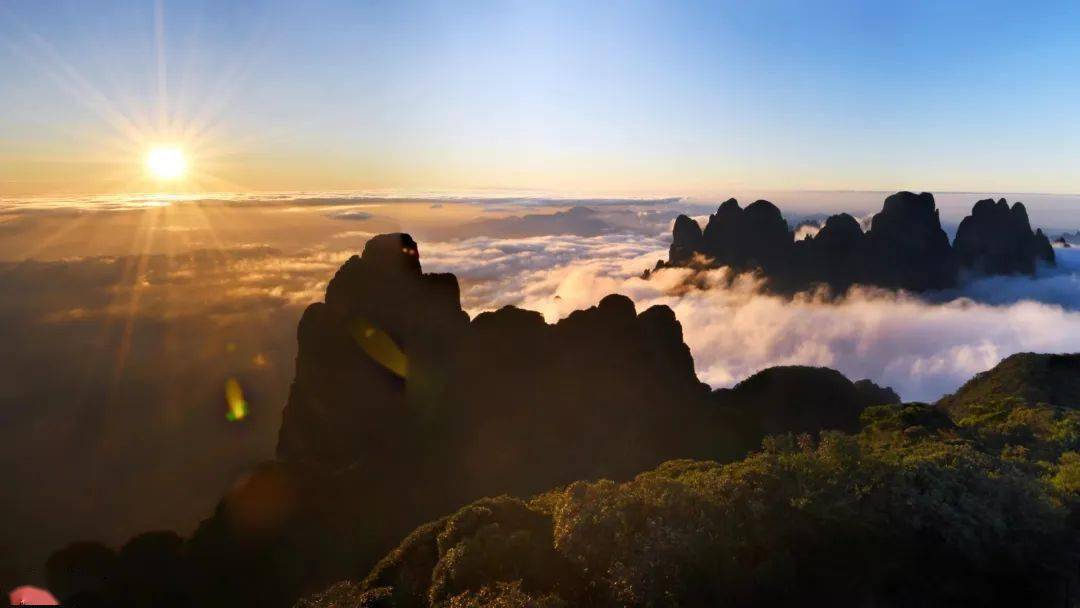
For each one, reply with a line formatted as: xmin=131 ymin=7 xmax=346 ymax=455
xmin=657 ymin=191 xmax=1055 ymax=293
xmin=939 ymin=352 xmax=1080 ymax=418
xmin=296 ymin=351 xmax=1080 ymax=608
xmin=43 ymin=234 xmax=898 ymax=608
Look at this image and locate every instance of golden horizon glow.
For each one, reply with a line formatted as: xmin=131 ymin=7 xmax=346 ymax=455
xmin=145 ymin=147 xmax=188 ymax=181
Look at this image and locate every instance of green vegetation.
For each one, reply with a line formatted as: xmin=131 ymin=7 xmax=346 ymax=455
xmin=939 ymin=352 xmax=1080 ymax=418
xmin=301 ymin=395 xmax=1080 ymax=607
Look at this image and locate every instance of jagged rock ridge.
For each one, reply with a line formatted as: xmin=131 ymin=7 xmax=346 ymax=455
xmin=954 ymin=198 xmax=1055 ymax=276
xmin=661 ymin=191 xmax=1055 ymax=293
xmin=46 ymin=233 xmax=898 ymax=608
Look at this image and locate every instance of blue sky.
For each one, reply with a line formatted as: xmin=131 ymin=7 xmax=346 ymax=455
xmin=4 ymin=0 xmax=1080 ymax=195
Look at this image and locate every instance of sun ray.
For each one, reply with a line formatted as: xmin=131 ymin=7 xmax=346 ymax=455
xmin=109 ymin=205 xmax=161 ymax=387
xmin=3 ymin=20 xmax=144 ymax=145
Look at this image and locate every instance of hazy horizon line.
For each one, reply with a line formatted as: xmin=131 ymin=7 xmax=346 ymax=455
xmin=7 ymin=186 xmax=1080 ymax=204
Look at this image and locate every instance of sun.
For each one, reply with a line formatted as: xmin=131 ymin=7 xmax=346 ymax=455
xmin=145 ymin=146 xmax=188 ymax=180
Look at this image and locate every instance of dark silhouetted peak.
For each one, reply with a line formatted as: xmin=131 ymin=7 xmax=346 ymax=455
xmin=638 ymin=302 xmax=678 ymax=328
xmin=717 ymin=197 xmax=741 ymax=214
xmin=691 ymin=197 xmax=793 ymax=278
xmin=853 ymin=378 xmax=901 ymax=406
xmin=672 ymin=214 xmax=702 ymax=242
xmin=472 ymin=305 xmax=546 ymax=333
xmin=938 ymin=353 xmax=1080 ymax=417
xmin=743 ymin=200 xmax=792 ymax=245
xmin=701 ymin=199 xmax=743 ymax=252
xmin=815 ymin=213 xmax=863 ymax=251
xmin=597 ymin=293 xmax=636 ymax=319
xmin=361 ymin=233 xmax=421 ymax=274
xmin=669 ymin=215 xmax=703 ymax=264
xmin=863 ymin=191 xmax=957 ymax=290
xmin=785 ymin=212 xmax=868 ymax=292
xmin=713 ymin=366 xmax=900 ymax=436
xmin=1034 ymin=229 xmax=1055 ymax=263
xmin=324 ymin=232 xmax=452 ymax=316
xmin=744 ymin=199 xmax=784 ymax=223
xmin=1010 ymin=201 xmax=1032 ymax=227
xmin=876 ymin=191 xmax=937 ymax=223
xmin=279 ymin=233 xmax=468 ymax=467
xmin=954 ymin=198 xmax=1056 ymax=276
xmin=656 ymin=191 xmax=998 ymax=294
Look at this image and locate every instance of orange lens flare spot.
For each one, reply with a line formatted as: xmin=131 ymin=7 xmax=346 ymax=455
xmin=349 ymin=317 xmax=409 ymax=378
xmin=225 ymin=377 xmax=249 ymax=421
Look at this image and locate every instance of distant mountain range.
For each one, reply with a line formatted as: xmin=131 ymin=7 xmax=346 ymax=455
xmin=654 ymin=191 xmax=1056 ymax=293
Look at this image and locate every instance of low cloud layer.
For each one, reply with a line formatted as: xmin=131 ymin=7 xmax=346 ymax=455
xmin=0 ymin=194 xmax=680 ymax=261
xmin=419 ymin=234 xmax=1080 ymax=402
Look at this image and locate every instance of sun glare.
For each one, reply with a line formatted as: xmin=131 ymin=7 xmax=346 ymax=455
xmin=145 ymin=146 xmax=188 ymax=180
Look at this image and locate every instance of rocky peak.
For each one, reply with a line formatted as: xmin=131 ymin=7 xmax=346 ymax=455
xmin=669 ymin=215 xmax=704 ymax=264
xmin=814 ymin=213 xmax=863 ymax=252
xmin=953 ymin=198 xmax=1055 ymax=276
xmin=875 ymin=191 xmax=938 ymax=225
xmin=278 ymin=233 xmax=467 ymax=467
xmin=656 ymin=191 xmax=1061 ymax=294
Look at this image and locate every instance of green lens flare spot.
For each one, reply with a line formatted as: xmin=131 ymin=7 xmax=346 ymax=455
xmin=225 ymin=377 xmax=249 ymax=421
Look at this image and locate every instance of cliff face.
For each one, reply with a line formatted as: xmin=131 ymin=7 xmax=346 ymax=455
xmin=276 ymin=233 xmax=469 ymax=469
xmin=48 ymin=234 xmax=900 ymax=608
xmin=699 ymin=199 xmax=793 ymax=275
xmin=954 ymin=198 xmax=1056 ymax=276
xmin=663 ymin=192 xmax=1055 ymax=293
xmin=198 ymin=233 xmax=746 ymax=607
xmin=276 ymin=234 xmax=726 ymax=490
xmin=862 ymin=191 xmax=958 ymax=290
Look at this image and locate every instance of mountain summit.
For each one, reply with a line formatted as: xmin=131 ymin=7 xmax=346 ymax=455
xmin=660 ymin=192 xmax=1055 ymax=293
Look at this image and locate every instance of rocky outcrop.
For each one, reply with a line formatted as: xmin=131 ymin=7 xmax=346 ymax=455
xmin=714 ymin=366 xmax=900 ymax=439
xmin=48 ymin=234 xmax=900 ymax=608
xmin=660 ymin=191 xmax=1055 ymax=293
xmin=863 ymin=191 xmax=958 ymax=290
xmin=668 ymin=214 xmax=703 ymax=264
xmin=954 ymin=198 xmax=1055 ymax=275
xmin=277 ymin=233 xmax=469 ymax=469
xmin=790 ymin=212 xmax=866 ymax=292
xmin=692 ymin=198 xmax=794 ymax=276
xmin=179 ymin=234 xmax=743 ymax=607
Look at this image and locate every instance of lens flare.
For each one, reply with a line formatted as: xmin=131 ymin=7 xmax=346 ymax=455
xmin=349 ymin=317 xmax=409 ymax=378
xmin=225 ymin=377 xmax=248 ymax=421
xmin=9 ymin=586 xmax=58 ymax=606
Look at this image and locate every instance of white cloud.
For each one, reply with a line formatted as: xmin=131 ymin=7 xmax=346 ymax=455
xmin=423 ymin=235 xmax=1080 ymax=402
